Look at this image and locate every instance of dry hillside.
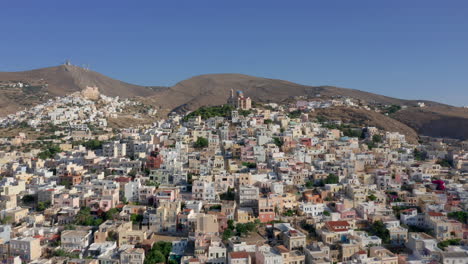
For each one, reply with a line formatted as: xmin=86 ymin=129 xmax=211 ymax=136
xmin=1 ymin=66 xmax=467 ymax=140
xmin=0 ymin=65 xmax=157 ymax=115
xmin=147 ymin=74 xmax=468 ymax=140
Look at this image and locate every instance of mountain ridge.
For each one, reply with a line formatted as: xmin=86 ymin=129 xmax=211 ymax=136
xmin=0 ymin=65 xmax=158 ymax=114
xmin=1 ymin=65 xmax=467 ymax=140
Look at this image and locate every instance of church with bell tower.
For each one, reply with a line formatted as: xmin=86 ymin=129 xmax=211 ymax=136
xmin=227 ymin=89 xmax=252 ymax=110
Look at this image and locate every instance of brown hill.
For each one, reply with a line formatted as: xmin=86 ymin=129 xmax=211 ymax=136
xmin=1 ymin=67 xmax=467 ymax=140
xmin=148 ymin=73 xmax=437 ymax=112
xmin=148 ymin=73 xmax=468 ymax=140
xmin=392 ymin=106 xmax=468 ymax=140
xmin=0 ymin=65 xmax=157 ymax=115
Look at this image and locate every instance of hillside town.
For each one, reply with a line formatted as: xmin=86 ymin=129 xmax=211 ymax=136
xmin=0 ymin=86 xmax=156 ymax=143
xmin=0 ymin=89 xmax=466 ymax=264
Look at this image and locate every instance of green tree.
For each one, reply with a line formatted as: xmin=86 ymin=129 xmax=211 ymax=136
xmin=242 ymin=162 xmax=257 ymax=169
xmin=343 ymin=128 xmax=362 ymax=138
xmin=282 ymin=209 xmax=295 ymax=217
xmin=38 ymin=145 xmax=61 ymax=160
xmin=220 ymin=188 xmax=235 ymax=201
xmin=239 ymin=110 xmax=252 ymax=117
xmin=324 ymin=173 xmax=339 ymax=184
xmin=448 ymin=211 xmax=467 ymax=224
xmin=384 ymin=104 xmax=401 ymax=115
xmin=316 ymin=115 xmax=328 ymax=123
xmin=368 ymin=194 xmax=377 ymax=201
xmin=273 ymin=137 xmax=283 ymax=147
xmin=367 ymin=141 xmax=376 ymax=150
xmin=130 ymin=214 xmax=144 ymax=224
xmin=245 ymin=222 xmax=256 ymax=232
xmin=106 ymin=231 xmax=118 ymax=241
xmin=438 ymin=239 xmax=461 ymax=249
xmin=37 ymin=201 xmax=51 ymax=212
xmin=144 ymin=241 xmax=173 ymax=264
xmin=194 ymin=137 xmax=209 ymax=148
xmin=227 ymin=219 xmax=235 ymax=230
xmin=222 ymin=229 xmax=234 ymax=240
xmin=413 ymin=149 xmax=427 ymax=161
xmin=183 ymin=105 xmax=234 ymax=121
xmin=288 ymin=110 xmax=303 ymax=119
xmin=21 ymin=194 xmax=36 ymax=204
xmin=75 ymin=207 xmax=102 ymax=226
xmin=209 ymin=205 xmax=222 ymax=211
xmin=236 ymin=223 xmax=248 ymax=235
xmin=436 ymin=159 xmax=452 ymax=168
xmin=145 ymin=251 xmax=165 ymax=264
xmin=104 ymin=208 xmax=120 ymax=221
xmin=128 ymin=169 xmax=137 ymax=178
xmin=305 ymin=181 xmax=314 ymax=189
xmin=372 ymin=134 xmax=383 ymax=143
xmin=85 ymin=139 xmax=103 ymax=150
xmin=369 ymin=221 xmax=390 ymax=244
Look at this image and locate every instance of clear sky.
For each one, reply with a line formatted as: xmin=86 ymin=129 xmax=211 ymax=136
xmin=1 ymin=0 xmax=467 ymax=106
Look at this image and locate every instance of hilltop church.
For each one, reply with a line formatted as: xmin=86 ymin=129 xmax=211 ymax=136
xmin=227 ymin=89 xmax=252 ymax=110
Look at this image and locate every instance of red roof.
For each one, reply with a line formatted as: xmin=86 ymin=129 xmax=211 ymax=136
xmin=230 ymin=252 xmax=250 ymax=259
xmin=326 ymin=221 xmax=350 ymax=232
xmin=428 ymin=212 xmax=444 ymax=217
xmin=115 ymin=176 xmax=131 ymax=183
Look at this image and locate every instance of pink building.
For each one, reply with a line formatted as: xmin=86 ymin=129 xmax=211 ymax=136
xmin=258 ymin=197 xmax=276 ymax=223
xmin=85 ymin=197 xmax=114 ymax=212
xmin=54 ymin=193 xmax=80 ymax=208
xmin=340 ymin=209 xmax=357 ymax=220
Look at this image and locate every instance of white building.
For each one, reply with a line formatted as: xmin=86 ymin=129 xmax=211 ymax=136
xmin=255 ymin=245 xmax=282 ymax=264
xmin=299 ymin=202 xmax=325 ymax=217
xmin=124 ymin=179 xmax=142 ymax=203
xmin=103 ymin=141 xmax=127 ymax=158
xmin=192 ymin=180 xmax=216 ymax=201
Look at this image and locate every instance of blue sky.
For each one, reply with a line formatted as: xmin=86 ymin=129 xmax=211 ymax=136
xmin=1 ymin=0 xmax=467 ymax=106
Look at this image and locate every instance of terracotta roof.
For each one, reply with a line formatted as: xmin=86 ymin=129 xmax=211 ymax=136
xmin=275 ymin=245 xmax=290 ymax=253
xmin=428 ymin=212 xmax=444 ymax=217
xmin=327 ymin=220 xmax=350 ymax=226
xmin=230 ymin=251 xmax=250 ymax=259
xmin=326 ymin=221 xmax=350 ymax=232
xmin=115 ymin=176 xmax=131 ymax=182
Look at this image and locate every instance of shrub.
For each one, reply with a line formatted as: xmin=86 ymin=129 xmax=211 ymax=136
xmin=194 ymin=137 xmax=209 ymax=148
